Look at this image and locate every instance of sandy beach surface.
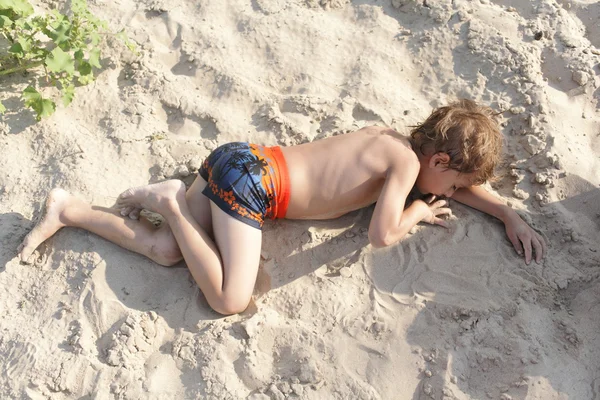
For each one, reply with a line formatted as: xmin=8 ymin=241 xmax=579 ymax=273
xmin=1 ymin=0 xmax=599 ymax=399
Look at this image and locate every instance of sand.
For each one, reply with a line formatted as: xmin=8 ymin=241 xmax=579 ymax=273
xmin=1 ymin=0 xmax=599 ymax=399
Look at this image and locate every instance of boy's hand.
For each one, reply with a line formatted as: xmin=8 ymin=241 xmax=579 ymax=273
xmin=503 ymin=211 xmax=546 ymax=264
xmin=415 ymin=195 xmax=452 ymax=228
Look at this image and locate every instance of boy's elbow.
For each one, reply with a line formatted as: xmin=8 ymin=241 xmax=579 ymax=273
xmin=369 ymin=230 xmax=396 ymax=248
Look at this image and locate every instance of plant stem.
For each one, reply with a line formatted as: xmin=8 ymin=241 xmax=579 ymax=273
xmin=0 ymin=61 xmax=45 ymax=76
xmin=1 ymin=30 xmax=15 ymax=43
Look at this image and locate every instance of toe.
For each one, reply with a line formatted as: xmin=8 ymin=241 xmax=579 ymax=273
xmin=116 ymin=188 xmax=135 ymax=206
xmin=120 ymin=206 xmax=134 ymax=216
xmin=19 ymin=247 xmax=33 ymax=263
xmin=128 ymin=208 xmax=142 ymax=220
xmin=119 ymin=188 xmax=133 ymax=199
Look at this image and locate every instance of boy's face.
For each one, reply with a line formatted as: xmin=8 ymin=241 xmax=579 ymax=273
xmin=415 ymin=152 xmax=475 ymax=197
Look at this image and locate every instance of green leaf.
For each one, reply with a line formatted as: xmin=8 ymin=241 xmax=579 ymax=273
xmin=8 ymin=37 xmax=32 ymax=57
xmin=116 ymin=29 xmax=137 ymax=53
xmin=77 ymin=69 xmax=93 ymax=85
xmin=61 ymin=84 xmax=74 ymax=106
xmin=88 ymin=48 xmax=100 ymax=68
xmin=22 ymin=85 xmax=41 ymax=105
xmin=0 ymin=101 xmax=5 ymax=114
xmin=36 ymin=98 xmax=55 ymax=119
xmin=0 ymin=14 xmax=12 ymax=27
xmin=77 ymin=59 xmax=91 ymax=76
xmin=89 ymin=31 xmax=100 ymax=46
xmin=8 ymin=42 xmax=23 ymax=56
xmin=30 ymin=46 xmax=47 ymax=59
xmin=47 ymin=18 xmax=71 ymax=46
xmin=74 ymin=49 xmax=84 ymax=61
xmin=21 ymin=18 xmax=32 ymax=29
xmin=30 ymin=15 xmax=46 ymax=30
xmin=12 ymin=14 xmax=25 ymax=27
xmin=45 ymin=46 xmax=74 ymax=75
xmin=70 ymin=0 xmax=85 ymax=14
xmin=0 ymin=0 xmax=34 ymax=18
xmin=17 ymin=36 xmax=31 ymax=52
xmin=48 ymin=9 xmax=61 ymax=19
xmin=22 ymin=86 xmax=55 ymax=120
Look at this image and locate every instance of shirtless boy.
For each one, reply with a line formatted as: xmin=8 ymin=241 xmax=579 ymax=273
xmin=18 ymin=100 xmax=546 ymax=315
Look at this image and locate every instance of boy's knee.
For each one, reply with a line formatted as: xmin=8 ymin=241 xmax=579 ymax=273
xmin=149 ymin=242 xmax=182 ymax=267
xmin=156 ymin=253 xmax=182 ymax=267
xmin=147 ymin=227 xmax=182 ymax=266
xmin=210 ymin=295 xmax=250 ymax=315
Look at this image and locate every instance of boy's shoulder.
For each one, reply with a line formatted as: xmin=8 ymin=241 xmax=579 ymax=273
xmin=367 ymin=125 xmax=417 ymax=155
xmin=359 ymin=125 xmax=411 ymax=147
xmin=355 ymin=125 xmax=420 ymax=175
xmin=357 ymin=125 xmax=401 ymax=137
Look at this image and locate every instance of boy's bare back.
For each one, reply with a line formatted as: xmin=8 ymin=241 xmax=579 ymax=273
xmin=282 ymin=126 xmax=418 ymax=220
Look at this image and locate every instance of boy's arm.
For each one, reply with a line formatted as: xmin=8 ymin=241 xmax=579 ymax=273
xmin=451 ymin=186 xmax=546 ymax=264
xmin=368 ymin=165 xmax=450 ymax=248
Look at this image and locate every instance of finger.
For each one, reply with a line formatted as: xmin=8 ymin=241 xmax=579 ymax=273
xmin=434 ymin=207 xmax=452 ymax=217
xmin=532 ymin=235 xmax=543 ymax=263
xmin=129 ymin=208 xmax=142 ymax=220
xmin=508 ymin=233 xmax=523 ymax=257
xmin=522 ymin=236 xmax=532 ymax=265
xmin=426 ymin=195 xmax=437 ymax=204
xmin=120 ymin=206 xmax=134 ymax=217
xmin=432 ymin=199 xmax=447 ymax=209
xmin=433 ymin=217 xmax=449 ymax=229
xmin=537 ymin=233 xmax=547 ymax=259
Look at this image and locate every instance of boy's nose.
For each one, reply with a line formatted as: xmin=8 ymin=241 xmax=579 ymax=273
xmin=444 ymin=189 xmax=455 ymax=197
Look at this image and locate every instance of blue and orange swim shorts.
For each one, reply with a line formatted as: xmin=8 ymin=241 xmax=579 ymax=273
xmin=199 ymin=142 xmax=291 ymax=229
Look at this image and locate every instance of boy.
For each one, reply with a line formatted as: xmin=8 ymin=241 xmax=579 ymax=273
xmin=18 ymin=100 xmax=546 ymax=315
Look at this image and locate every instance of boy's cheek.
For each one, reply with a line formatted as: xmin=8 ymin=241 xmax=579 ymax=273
xmin=413 ymin=175 xmax=428 ymax=194
xmin=413 ymin=182 xmax=426 ymax=195
xmin=414 ymin=179 xmax=436 ymax=196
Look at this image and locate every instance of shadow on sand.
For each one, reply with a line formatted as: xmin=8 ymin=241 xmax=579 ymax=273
xmin=365 ymin=173 xmax=599 ymax=399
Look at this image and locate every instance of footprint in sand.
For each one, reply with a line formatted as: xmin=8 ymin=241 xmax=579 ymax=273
xmin=104 ymin=311 xmax=163 ymax=368
xmin=3 ymin=340 xmax=38 ymax=380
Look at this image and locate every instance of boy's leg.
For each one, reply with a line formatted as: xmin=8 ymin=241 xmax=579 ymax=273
xmin=117 ymin=180 xmax=261 ymax=315
xmin=184 ymin=176 xmax=213 ymax=239
xmin=18 ymin=190 xmax=183 ymax=266
xmin=18 ymin=176 xmax=213 ymax=267
xmin=207 ymin=202 xmax=261 ymax=313
xmin=19 ymin=177 xmax=261 ymax=314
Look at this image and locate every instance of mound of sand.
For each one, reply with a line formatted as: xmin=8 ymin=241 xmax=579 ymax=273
xmin=1 ymin=0 xmax=599 ymax=398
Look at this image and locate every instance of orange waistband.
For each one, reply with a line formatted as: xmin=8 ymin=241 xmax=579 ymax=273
xmin=269 ymin=146 xmax=290 ymax=219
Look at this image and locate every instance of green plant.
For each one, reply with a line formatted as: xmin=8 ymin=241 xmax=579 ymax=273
xmin=0 ymin=0 xmax=132 ymax=120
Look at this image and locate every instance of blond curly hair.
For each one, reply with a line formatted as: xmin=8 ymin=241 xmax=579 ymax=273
xmin=410 ymin=99 xmax=503 ymax=185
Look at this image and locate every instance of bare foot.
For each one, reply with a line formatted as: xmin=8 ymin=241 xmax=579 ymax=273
xmin=116 ymin=180 xmax=186 ymax=216
xmin=18 ymin=188 xmax=70 ymax=263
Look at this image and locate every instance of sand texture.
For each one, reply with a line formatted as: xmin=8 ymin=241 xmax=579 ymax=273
xmin=1 ymin=0 xmax=599 ymax=399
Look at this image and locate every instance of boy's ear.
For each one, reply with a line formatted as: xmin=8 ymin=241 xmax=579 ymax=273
xmin=430 ymin=152 xmax=451 ymax=168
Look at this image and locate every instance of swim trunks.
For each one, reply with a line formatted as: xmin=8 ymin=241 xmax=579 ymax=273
xmin=199 ymin=142 xmax=290 ymax=230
